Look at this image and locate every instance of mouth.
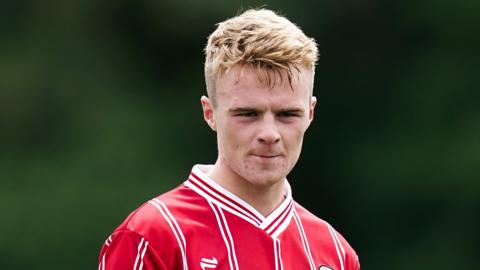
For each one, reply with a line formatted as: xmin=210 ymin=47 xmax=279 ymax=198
xmin=252 ymin=154 xmax=282 ymax=159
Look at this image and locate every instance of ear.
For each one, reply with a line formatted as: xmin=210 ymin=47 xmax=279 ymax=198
xmin=201 ymin=95 xmax=216 ymax=131
xmin=306 ymin=96 xmax=317 ymax=128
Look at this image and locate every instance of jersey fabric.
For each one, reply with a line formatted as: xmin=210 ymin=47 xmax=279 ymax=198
xmin=98 ymin=165 xmax=360 ymax=270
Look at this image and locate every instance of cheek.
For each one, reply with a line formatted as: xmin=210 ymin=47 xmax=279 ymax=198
xmin=283 ymin=125 xmax=307 ymax=165
xmin=229 ymin=123 xmax=253 ymax=147
xmin=219 ymin=123 xmax=248 ymax=153
xmin=284 ymin=123 xmax=307 ymax=145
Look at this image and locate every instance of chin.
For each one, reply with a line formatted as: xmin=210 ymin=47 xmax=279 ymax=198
xmin=226 ymin=156 xmax=291 ymax=187
xmin=241 ymin=166 xmax=288 ymax=187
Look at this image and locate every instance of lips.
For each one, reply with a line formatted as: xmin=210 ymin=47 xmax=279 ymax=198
xmin=255 ymin=154 xmax=281 ymax=158
xmin=251 ymin=153 xmax=282 ymax=159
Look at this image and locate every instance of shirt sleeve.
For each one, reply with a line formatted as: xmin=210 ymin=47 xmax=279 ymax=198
xmin=334 ymin=229 xmax=360 ymax=270
xmin=347 ymin=252 xmax=361 ymax=270
xmin=98 ymin=229 xmax=168 ymax=270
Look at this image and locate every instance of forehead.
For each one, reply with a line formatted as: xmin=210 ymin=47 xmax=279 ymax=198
xmin=216 ymin=65 xmax=313 ymax=107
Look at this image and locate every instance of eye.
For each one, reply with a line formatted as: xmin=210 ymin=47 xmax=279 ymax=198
xmin=236 ymin=111 xmax=258 ymax=117
xmin=277 ymin=111 xmax=300 ymax=118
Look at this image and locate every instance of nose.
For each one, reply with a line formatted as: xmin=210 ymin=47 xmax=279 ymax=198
xmin=257 ymin=114 xmax=281 ymax=145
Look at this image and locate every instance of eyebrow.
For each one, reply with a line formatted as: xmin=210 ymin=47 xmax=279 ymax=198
xmin=279 ymin=108 xmax=304 ymax=113
xmin=228 ymin=107 xmax=305 ymax=113
xmin=228 ymin=107 xmax=259 ymax=113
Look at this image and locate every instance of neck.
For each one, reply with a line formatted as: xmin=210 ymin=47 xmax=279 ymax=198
xmin=207 ymin=161 xmax=286 ymax=217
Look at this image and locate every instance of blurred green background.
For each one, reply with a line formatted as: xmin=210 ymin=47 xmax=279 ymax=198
xmin=1 ymin=0 xmax=479 ymax=269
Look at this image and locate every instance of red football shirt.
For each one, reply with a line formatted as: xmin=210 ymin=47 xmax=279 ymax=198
xmin=98 ymin=165 xmax=360 ymax=270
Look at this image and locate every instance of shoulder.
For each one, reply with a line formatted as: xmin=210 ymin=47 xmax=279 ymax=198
xmin=100 ymin=184 xmax=206 ymax=269
xmin=115 ymin=184 xmax=203 ymax=241
xmin=294 ymin=202 xmax=361 ymax=270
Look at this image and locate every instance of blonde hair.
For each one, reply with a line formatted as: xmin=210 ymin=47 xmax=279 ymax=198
xmin=204 ymin=8 xmax=319 ymax=105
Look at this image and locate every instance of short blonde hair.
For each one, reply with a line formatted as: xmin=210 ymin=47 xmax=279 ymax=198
xmin=204 ymin=8 xmax=319 ymax=105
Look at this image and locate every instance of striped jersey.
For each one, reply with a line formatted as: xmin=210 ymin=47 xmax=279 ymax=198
xmin=98 ymin=165 xmax=360 ymax=270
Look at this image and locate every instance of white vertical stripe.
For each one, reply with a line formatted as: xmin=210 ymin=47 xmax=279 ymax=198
xmin=217 ymin=205 xmax=239 ymax=270
xmin=327 ymin=225 xmax=344 ymax=270
xmin=293 ymin=210 xmax=316 ymax=270
xmin=153 ymin=199 xmax=187 ymax=248
xmin=277 ymin=239 xmax=284 ymax=270
xmin=138 ymin=241 xmax=149 ymax=270
xmin=133 ymin=238 xmax=145 ymax=270
xmin=102 ymin=253 xmax=106 ymax=270
xmin=99 ymin=252 xmax=106 ymax=270
xmin=149 ymin=200 xmax=189 ymax=270
xmin=208 ymin=200 xmax=235 ymax=270
xmin=332 ymin=229 xmax=346 ymax=261
xmin=273 ymin=239 xmax=284 ymax=270
xmin=100 ymin=234 xmax=112 ymax=270
xmin=273 ymin=239 xmax=279 ymax=270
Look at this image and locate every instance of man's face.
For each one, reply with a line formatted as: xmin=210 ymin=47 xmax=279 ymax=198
xmin=202 ymin=65 xmax=316 ymax=187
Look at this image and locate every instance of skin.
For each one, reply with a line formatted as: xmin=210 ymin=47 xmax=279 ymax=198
xmin=201 ymin=65 xmax=316 ymax=216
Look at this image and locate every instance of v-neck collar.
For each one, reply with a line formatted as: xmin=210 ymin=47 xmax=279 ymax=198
xmin=184 ymin=164 xmax=294 ymax=237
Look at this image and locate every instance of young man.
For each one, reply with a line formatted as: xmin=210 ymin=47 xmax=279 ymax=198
xmin=98 ymin=9 xmax=360 ymax=270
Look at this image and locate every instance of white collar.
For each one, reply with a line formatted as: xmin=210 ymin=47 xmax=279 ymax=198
xmin=184 ymin=164 xmax=295 ymax=237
